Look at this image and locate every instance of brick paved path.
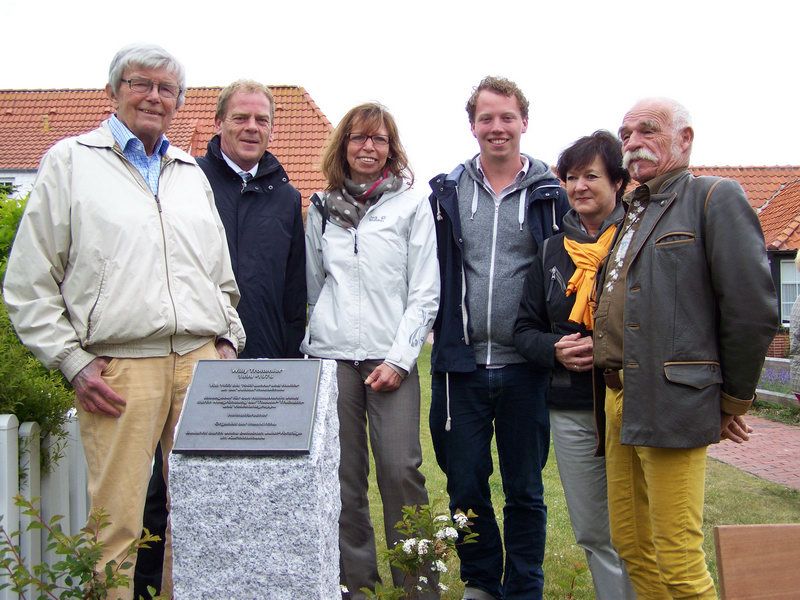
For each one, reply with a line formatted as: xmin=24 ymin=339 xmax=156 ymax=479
xmin=707 ymin=415 xmax=800 ymax=491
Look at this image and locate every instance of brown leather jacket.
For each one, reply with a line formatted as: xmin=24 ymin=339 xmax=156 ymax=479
xmin=594 ymin=170 xmax=778 ymax=450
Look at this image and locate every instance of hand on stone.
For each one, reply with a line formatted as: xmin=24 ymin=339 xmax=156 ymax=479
xmin=216 ymin=339 xmax=237 ymax=360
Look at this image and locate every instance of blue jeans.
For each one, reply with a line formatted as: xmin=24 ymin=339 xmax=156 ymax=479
xmin=430 ymin=364 xmax=550 ymax=600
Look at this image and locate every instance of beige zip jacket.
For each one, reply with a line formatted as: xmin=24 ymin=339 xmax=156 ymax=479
xmin=3 ymin=123 xmax=245 ymax=381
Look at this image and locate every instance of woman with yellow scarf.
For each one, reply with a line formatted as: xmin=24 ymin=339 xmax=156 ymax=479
xmin=513 ymin=131 xmax=635 ymax=600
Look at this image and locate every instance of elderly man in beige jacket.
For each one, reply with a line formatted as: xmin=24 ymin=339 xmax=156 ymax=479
xmin=3 ymin=43 xmax=244 ymax=599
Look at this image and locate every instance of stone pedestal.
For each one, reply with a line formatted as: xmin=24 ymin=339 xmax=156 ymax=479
xmin=170 ymin=359 xmax=340 ymax=599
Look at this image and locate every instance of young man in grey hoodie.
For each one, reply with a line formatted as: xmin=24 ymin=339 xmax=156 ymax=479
xmin=428 ymin=76 xmax=569 ymax=600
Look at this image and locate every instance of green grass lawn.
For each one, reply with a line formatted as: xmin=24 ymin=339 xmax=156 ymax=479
xmin=364 ymin=344 xmax=800 ymax=599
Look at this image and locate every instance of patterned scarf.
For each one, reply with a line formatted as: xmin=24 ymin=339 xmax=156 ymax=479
xmin=563 ymin=225 xmax=617 ymax=330
xmin=326 ymin=170 xmax=402 ymax=229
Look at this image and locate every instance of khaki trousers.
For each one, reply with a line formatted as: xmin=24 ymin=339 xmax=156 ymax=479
xmin=76 ymin=341 xmax=217 ymax=600
xmin=604 ymin=384 xmax=716 ymax=600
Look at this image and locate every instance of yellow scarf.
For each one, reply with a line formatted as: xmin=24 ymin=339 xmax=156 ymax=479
xmin=563 ymin=225 xmax=617 ymax=330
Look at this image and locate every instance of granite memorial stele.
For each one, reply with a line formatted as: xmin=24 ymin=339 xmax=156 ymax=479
xmin=169 ymin=358 xmax=340 ymax=599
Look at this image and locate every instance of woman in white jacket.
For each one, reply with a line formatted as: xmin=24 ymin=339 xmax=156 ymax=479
xmin=301 ymin=103 xmax=439 ymax=599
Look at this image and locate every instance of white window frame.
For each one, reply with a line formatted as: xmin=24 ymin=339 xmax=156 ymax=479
xmin=0 ymin=177 xmax=14 ymax=195
xmin=780 ymin=257 xmax=800 ymax=324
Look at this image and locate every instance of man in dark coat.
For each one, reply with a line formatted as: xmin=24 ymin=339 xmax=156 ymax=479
xmin=198 ymin=80 xmax=306 ymax=359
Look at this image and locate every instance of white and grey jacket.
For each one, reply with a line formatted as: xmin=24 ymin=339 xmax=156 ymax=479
xmin=3 ymin=122 xmax=245 ymax=381
xmin=301 ymin=184 xmax=439 ymax=372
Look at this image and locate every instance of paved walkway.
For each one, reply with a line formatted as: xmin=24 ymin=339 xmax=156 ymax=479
xmin=707 ymin=415 xmax=800 ymax=491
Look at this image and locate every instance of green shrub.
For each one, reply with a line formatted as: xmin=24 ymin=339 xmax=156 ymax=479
xmin=0 ymin=193 xmax=26 ymax=282
xmin=0 ymin=495 xmax=164 ymax=600
xmin=0 ymin=192 xmax=75 ymax=471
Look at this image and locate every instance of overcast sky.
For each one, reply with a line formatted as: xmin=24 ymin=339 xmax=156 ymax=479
xmin=3 ymin=0 xmax=797 ymax=185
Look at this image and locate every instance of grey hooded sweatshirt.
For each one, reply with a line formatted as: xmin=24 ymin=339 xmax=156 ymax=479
xmin=459 ymin=154 xmax=561 ymax=365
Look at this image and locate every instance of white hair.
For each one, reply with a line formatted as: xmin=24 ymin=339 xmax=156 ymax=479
xmin=638 ymin=96 xmax=692 ymax=133
xmin=108 ymin=43 xmax=187 ymax=107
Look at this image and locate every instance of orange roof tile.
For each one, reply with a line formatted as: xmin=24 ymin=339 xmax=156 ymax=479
xmin=625 ymin=166 xmax=800 ymax=210
xmin=756 ymin=178 xmax=800 ymax=251
xmin=0 ymin=87 xmax=333 ymax=205
xmin=689 ymin=166 xmax=800 ymax=210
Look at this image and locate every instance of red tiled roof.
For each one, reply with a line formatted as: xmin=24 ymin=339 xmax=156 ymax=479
xmin=689 ymin=166 xmax=800 ymax=210
xmin=624 ymin=166 xmax=800 ymax=210
xmin=0 ymin=87 xmax=333 ymax=204
xmin=757 ymin=178 xmax=800 ymax=251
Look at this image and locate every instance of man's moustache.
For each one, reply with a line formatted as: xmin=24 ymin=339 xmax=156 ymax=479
xmin=622 ymin=149 xmax=658 ymax=169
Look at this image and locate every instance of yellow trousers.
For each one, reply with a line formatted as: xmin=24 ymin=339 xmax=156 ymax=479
xmin=604 ymin=385 xmax=716 ymax=599
xmin=76 ymin=341 xmax=217 ymax=600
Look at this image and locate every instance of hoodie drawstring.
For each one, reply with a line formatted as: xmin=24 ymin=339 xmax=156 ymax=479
xmin=518 ymin=187 xmax=527 ymax=231
xmin=551 ymin=198 xmax=560 ymax=232
xmin=470 ymin=181 xmax=479 ymax=220
xmin=445 ymin=372 xmax=452 ymax=432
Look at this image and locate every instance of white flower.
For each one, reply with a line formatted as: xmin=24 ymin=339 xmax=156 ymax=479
xmin=435 ymin=526 xmax=459 ymax=541
xmin=434 ymin=515 xmax=450 ymax=523
xmin=417 ymin=538 xmax=431 ymax=555
xmin=438 ymin=583 xmax=449 ymax=592
xmin=433 ymin=560 xmax=448 ymax=573
xmin=340 ymin=585 xmax=349 ymax=593
xmin=453 ymin=512 xmax=469 ymax=528
xmin=419 ymin=576 xmax=428 ymax=584
xmin=402 ymin=538 xmax=418 ymax=554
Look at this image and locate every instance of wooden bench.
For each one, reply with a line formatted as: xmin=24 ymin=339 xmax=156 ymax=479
xmin=714 ymin=523 xmax=800 ymax=599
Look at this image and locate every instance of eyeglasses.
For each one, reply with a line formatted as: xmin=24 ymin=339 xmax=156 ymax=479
xmin=121 ymin=77 xmax=181 ymax=100
xmin=348 ymin=133 xmax=390 ymax=147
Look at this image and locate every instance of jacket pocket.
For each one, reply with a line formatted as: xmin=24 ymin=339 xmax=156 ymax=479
xmin=86 ymin=260 xmax=109 ymax=343
xmin=654 ymin=231 xmax=695 ymax=247
xmin=663 ymin=361 xmax=722 ymax=389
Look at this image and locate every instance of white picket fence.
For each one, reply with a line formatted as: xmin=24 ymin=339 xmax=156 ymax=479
xmin=0 ymin=411 xmax=89 ymax=600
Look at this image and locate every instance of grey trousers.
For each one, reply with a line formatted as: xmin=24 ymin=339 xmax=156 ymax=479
xmin=549 ymin=409 xmax=636 ymax=600
xmin=336 ymin=360 xmax=434 ymax=599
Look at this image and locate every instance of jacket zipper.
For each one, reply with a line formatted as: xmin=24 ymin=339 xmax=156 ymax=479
xmin=547 ymin=266 xmax=567 ymax=302
xmin=112 ymin=148 xmax=179 ymax=350
xmin=485 ymin=201 xmax=501 ymax=364
xmin=154 ymin=187 xmax=179 ymax=347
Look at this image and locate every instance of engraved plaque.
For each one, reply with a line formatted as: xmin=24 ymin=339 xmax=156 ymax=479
xmin=172 ymin=359 xmax=322 ymax=455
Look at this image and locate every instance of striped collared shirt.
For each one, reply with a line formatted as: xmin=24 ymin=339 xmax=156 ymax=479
xmin=107 ymin=115 xmax=169 ymax=195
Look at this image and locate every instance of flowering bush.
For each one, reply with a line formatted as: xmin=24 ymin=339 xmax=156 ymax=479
xmin=360 ymin=503 xmax=477 ymax=599
xmin=759 ymin=363 xmax=792 ymax=395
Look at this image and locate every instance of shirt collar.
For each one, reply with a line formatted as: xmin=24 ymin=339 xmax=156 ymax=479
xmin=475 ymin=154 xmax=529 ymax=182
xmin=221 ymin=150 xmax=259 ymax=180
xmin=108 ymin=114 xmax=170 ymax=156
xmin=627 ymin=167 xmax=688 ymax=205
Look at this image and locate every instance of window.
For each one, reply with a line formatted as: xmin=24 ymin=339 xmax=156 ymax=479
xmin=0 ymin=178 xmax=14 ymax=195
xmin=780 ymin=258 xmax=800 ymax=323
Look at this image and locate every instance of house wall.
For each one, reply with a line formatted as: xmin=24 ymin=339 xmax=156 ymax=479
xmin=771 ymin=250 xmax=800 ymax=325
xmin=0 ymin=170 xmax=37 ymax=198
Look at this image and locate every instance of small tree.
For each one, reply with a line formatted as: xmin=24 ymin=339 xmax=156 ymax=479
xmin=0 ymin=496 xmax=163 ymax=600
